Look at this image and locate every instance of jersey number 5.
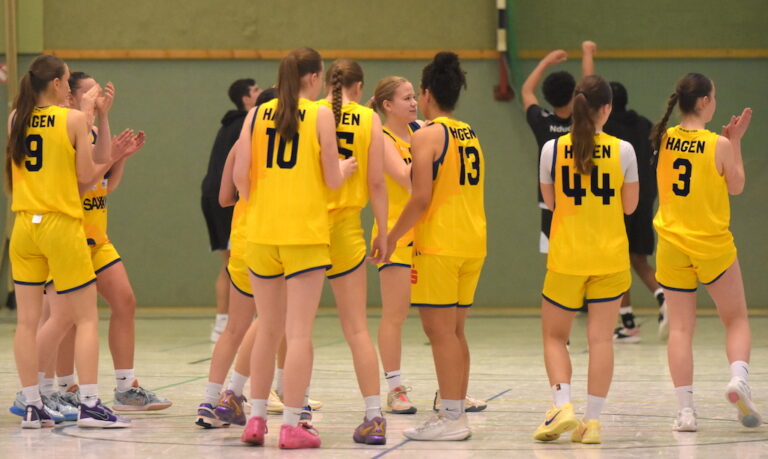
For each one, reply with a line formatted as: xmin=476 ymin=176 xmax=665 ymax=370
xmin=265 ymin=128 xmax=298 ymax=169
xmin=24 ymin=134 xmax=43 ymax=172
xmin=561 ymin=165 xmax=614 ymax=205
xmin=336 ymin=132 xmax=354 ymax=159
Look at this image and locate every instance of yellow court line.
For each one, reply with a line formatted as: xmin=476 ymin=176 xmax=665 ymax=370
xmin=43 ymin=48 xmax=768 ymax=60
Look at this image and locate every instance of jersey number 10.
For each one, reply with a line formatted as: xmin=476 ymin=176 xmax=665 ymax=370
xmin=265 ymin=128 xmax=298 ymax=169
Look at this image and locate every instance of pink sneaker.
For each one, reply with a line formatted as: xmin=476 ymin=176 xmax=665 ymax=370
xmin=279 ymin=423 xmax=321 ymax=449
xmin=240 ymin=416 xmax=267 ymax=445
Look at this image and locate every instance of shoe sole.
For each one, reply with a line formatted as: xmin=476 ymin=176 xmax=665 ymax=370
xmin=195 ymin=416 xmax=229 ymax=429
xmin=77 ymin=419 xmax=131 ymax=428
xmin=465 ymin=405 xmax=487 ymax=412
xmin=389 ymin=406 xmax=417 ymax=415
xmin=403 ymin=428 xmax=471 ymax=441
xmin=614 ymin=337 xmax=641 ymax=344
xmin=241 ymin=432 xmax=265 ymax=446
xmin=112 ymin=402 xmax=172 ymax=412
xmin=726 ymin=390 xmax=762 ymax=428
xmin=534 ymin=418 xmax=579 ymax=442
xmin=10 ymin=406 xmax=66 ymax=423
xmin=673 ymin=424 xmax=697 ymax=432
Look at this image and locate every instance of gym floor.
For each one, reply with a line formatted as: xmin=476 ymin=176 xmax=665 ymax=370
xmin=1 ymin=307 xmax=766 ymax=458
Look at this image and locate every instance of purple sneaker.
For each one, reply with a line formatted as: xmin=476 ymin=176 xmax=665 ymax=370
xmin=196 ymin=402 xmax=229 ymax=428
xmin=21 ymin=404 xmax=55 ymax=429
xmin=214 ymin=390 xmax=246 ymax=426
xmin=77 ymin=400 xmax=131 ymax=428
xmin=353 ymin=416 xmax=387 ymax=445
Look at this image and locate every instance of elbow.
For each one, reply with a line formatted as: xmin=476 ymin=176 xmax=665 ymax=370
xmin=729 ymin=175 xmax=746 ymax=195
xmin=623 ymin=197 xmax=639 ymax=215
xmin=219 ymin=195 xmax=235 ymax=207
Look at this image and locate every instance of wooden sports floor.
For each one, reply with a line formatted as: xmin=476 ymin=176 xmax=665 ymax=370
xmin=1 ymin=307 xmax=766 ymax=458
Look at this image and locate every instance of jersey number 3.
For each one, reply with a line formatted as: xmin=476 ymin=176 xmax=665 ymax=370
xmin=672 ymin=158 xmax=692 ymax=196
xmin=24 ymin=134 xmax=43 ymax=172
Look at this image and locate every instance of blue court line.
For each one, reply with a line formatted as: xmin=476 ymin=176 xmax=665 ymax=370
xmin=372 ymin=439 xmax=411 ymax=458
xmin=372 ymin=388 xmax=511 ymax=457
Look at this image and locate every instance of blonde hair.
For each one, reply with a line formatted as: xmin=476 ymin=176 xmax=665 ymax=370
xmin=324 ymin=59 xmax=364 ymax=126
xmin=369 ymin=76 xmax=408 ymax=115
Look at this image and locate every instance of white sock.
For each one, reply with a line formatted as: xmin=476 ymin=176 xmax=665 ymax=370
xmin=584 ymin=395 xmax=605 ymax=420
xmin=275 ymin=368 xmax=284 ymax=396
xmin=40 ymin=377 xmax=56 ymax=396
xmin=115 ymin=369 xmax=135 ymax=392
xmin=619 ymin=306 xmax=633 ymax=315
xmin=37 ymin=372 xmax=46 ymax=385
xmin=80 ymin=384 xmax=99 ymax=408
xmin=214 ymin=314 xmax=228 ymax=330
xmin=730 ymin=361 xmax=749 ymax=381
xmin=227 ymin=371 xmax=248 ymax=397
xmin=58 ymin=374 xmax=77 ymax=392
xmin=364 ymin=395 xmax=382 ymax=420
xmin=22 ymin=385 xmax=43 ymax=409
xmin=204 ymin=382 xmax=223 ymax=405
xmin=654 ymin=288 xmax=664 ymax=297
xmin=440 ymin=399 xmax=462 ymax=420
xmin=249 ymin=398 xmax=267 ymax=418
xmin=384 ymin=370 xmax=402 ymax=391
xmin=675 ymin=385 xmax=694 ymax=410
xmin=282 ymin=405 xmax=302 ymax=427
xmin=552 ymin=383 xmax=571 ymax=408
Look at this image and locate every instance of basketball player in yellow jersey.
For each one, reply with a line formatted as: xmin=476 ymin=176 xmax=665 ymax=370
xmin=369 ymin=76 xmax=422 ymax=415
xmin=650 ymin=73 xmax=761 ymax=431
xmin=7 ymin=55 xmax=129 ymax=428
xmin=317 ymin=59 xmax=389 ymax=444
xmin=533 ymin=75 xmax=638 ymax=444
xmin=384 ymin=52 xmax=485 ymax=441
xmin=233 ymin=47 xmax=353 ymax=450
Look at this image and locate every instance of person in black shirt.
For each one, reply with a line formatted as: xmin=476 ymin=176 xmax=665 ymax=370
xmin=523 ymin=41 xmax=596 ymax=253
xmin=201 ymin=78 xmax=261 ymax=342
xmin=603 ymin=82 xmax=667 ymax=343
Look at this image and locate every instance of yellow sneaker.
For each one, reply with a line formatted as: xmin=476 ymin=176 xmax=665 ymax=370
xmin=571 ymin=419 xmax=601 ymax=444
xmin=267 ymin=390 xmax=284 ymax=414
xmin=533 ymin=403 xmax=578 ymax=441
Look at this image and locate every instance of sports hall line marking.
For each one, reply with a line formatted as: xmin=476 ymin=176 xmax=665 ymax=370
xmin=103 ymin=375 xmax=207 ymax=405
xmin=485 ymin=388 xmax=511 ymax=402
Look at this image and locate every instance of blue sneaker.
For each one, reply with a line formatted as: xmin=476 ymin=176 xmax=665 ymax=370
xmin=77 ymin=400 xmax=131 ymax=428
xmin=10 ymin=391 xmax=65 ymax=423
xmin=21 ymin=404 xmax=55 ymax=429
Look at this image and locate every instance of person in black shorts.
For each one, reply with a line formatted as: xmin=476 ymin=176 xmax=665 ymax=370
xmin=201 ymin=78 xmax=261 ymax=342
xmin=522 ymin=41 xmax=596 ymax=253
xmin=603 ymin=81 xmax=667 ymax=343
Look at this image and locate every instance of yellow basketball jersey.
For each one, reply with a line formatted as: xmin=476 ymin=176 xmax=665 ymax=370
xmin=654 ymin=126 xmax=732 ymax=258
xmin=372 ymin=125 xmax=416 ymax=247
xmin=548 ymin=132 xmax=628 ymax=275
xmin=81 ymin=129 xmax=110 ymax=245
xmin=246 ymin=98 xmax=330 ymax=245
xmin=230 ymin=197 xmax=248 ymax=258
xmin=415 ymin=117 xmax=486 ymax=257
xmin=317 ymin=100 xmax=372 ymax=219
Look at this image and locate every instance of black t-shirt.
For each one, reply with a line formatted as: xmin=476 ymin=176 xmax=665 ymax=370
xmin=603 ymin=109 xmax=656 ymax=207
xmin=526 ymin=104 xmax=571 ymax=203
xmin=201 ymin=110 xmax=248 ymax=198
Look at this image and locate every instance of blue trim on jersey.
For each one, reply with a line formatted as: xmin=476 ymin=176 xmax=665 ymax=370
xmin=327 ymin=255 xmax=366 ymax=279
xmin=408 ymin=121 xmax=421 ymax=133
xmin=248 ymin=267 xmax=283 ymax=279
xmin=286 ymin=264 xmax=332 ymax=280
xmin=13 ymin=279 xmax=47 ymax=286
xmin=250 ymin=104 xmax=260 ymax=134
xmin=550 ymin=137 xmax=559 ymax=182
xmin=587 ymin=291 xmax=626 ymax=304
xmin=411 ymin=302 xmax=459 ymax=308
xmin=57 ymin=277 xmax=97 ymax=294
xmin=702 ymin=268 xmax=728 ymax=285
xmin=383 ymin=129 xmax=397 ymax=144
xmin=378 ymin=262 xmax=411 ymax=272
xmin=44 ymin=280 xmax=54 ymax=289
xmin=227 ymin=267 xmax=254 ymax=298
xmin=95 ymin=257 xmax=122 ymax=275
xmin=457 ymin=303 xmax=472 ymax=308
xmin=91 ymin=129 xmax=98 ymax=145
xmin=542 ymin=293 xmax=579 ymax=311
xmin=658 ymin=281 xmax=697 ymax=292
xmin=433 ymin=124 xmax=449 ymax=180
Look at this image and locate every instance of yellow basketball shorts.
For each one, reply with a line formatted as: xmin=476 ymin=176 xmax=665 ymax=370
xmin=246 ymin=242 xmax=331 ymax=280
xmin=10 ymin=212 xmax=96 ymax=294
xmin=410 ymin=253 xmax=484 ymax=308
xmin=91 ymin=242 xmax=122 ymax=274
xmin=655 ymin=236 xmax=737 ymax=292
xmin=227 ymin=255 xmax=253 ymax=297
xmin=378 ymin=244 xmax=414 ymax=271
xmin=326 ymin=210 xmax=367 ymax=279
xmin=542 ymin=269 xmax=631 ymax=311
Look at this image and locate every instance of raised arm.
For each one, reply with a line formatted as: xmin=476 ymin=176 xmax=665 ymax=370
xmin=70 ymin=109 xmax=102 ymax=188
xmin=91 ymin=82 xmax=115 ymax=165
xmin=316 ymin=105 xmax=344 ymax=190
xmin=717 ymin=107 xmax=751 ymax=195
xmin=107 ymin=131 xmax=145 ymax=193
xmin=367 ymin=113 xmax=388 ymax=263
xmin=522 ymin=50 xmax=568 ymax=111
xmin=581 ymin=41 xmax=597 ymax=77
xmin=233 ymin=107 xmax=257 ymax=200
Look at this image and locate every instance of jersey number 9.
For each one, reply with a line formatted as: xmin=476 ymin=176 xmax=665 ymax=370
xmin=24 ymin=134 xmax=43 ymax=172
xmin=265 ymin=128 xmax=298 ymax=169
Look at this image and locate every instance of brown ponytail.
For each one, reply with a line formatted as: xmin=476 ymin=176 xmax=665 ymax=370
xmin=570 ymin=75 xmax=612 ymax=175
xmin=5 ymin=54 xmax=66 ymax=191
xmin=324 ymin=59 xmax=364 ymax=126
xmin=274 ymin=47 xmax=322 ymax=140
xmin=369 ymin=76 xmax=408 ymax=115
xmin=650 ymin=73 xmax=712 ymax=154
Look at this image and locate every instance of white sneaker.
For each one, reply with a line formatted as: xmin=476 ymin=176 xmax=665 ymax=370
xmin=658 ymin=302 xmax=669 ymax=341
xmin=672 ymin=407 xmax=697 ymax=432
xmin=726 ymin=377 xmax=762 ymax=428
xmin=403 ymin=413 xmax=471 ymax=441
xmin=267 ymin=390 xmax=284 ymax=414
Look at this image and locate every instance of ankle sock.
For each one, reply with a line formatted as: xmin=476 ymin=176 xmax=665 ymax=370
xmin=22 ymin=385 xmax=43 ymax=409
xmin=439 ymin=399 xmax=462 ymax=420
xmin=204 ymin=382 xmax=223 ymax=405
xmin=552 ymin=383 xmax=571 ymax=408
xmin=80 ymin=384 xmax=99 ymax=407
xmin=227 ymin=371 xmax=248 ymax=397
xmin=250 ymin=398 xmax=267 ymax=418
xmin=40 ymin=377 xmax=56 ymax=396
xmin=364 ymin=395 xmax=382 ymax=420
xmin=282 ymin=405 xmax=302 ymax=427
xmin=584 ymin=394 xmax=605 ymax=420
xmin=57 ymin=374 xmax=77 ymax=392
xmin=675 ymin=385 xmax=694 ymax=410
xmin=730 ymin=360 xmax=749 ymax=381
xmin=115 ymin=369 xmax=135 ymax=392
xmin=384 ymin=370 xmax=402 ymax=391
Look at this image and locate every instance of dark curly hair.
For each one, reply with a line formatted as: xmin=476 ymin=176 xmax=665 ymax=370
xmin=421 ymin=51 xmax=467 ymax=111
xmin=542 ymin=71 xmax=575 ymax=108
